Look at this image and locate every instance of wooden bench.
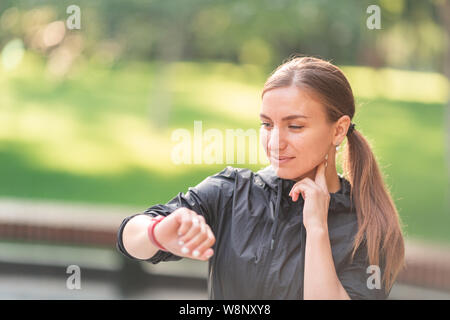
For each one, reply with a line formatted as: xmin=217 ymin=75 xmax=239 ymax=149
xmin=0 ymin=198 xmax=208 ymax=297
xmin=395 ymin=239 xmax=450 ymax=293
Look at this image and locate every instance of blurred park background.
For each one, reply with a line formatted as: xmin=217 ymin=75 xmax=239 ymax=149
xmin=0 ymin=0 xmax=449 ymax=299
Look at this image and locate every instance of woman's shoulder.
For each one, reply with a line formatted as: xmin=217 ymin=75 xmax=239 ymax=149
xmin=191 ymin=166 xmax=250 ymax=196
xmin=210 ymin=166 xmax=255 ymax=181
xmin=196 ymin=166 xmax=263 ymax=196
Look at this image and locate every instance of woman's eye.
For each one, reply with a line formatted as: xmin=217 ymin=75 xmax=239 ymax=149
xmin=260 ymin=123 xmax=303 ymax=130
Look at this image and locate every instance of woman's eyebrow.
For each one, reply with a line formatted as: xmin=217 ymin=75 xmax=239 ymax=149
xmin=259 ymin=113 xmax=309 ymax=120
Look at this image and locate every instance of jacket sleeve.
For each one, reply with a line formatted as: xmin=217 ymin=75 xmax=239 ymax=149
xmin=337 ymin=240 xmax=391 ymax=300
xmin=116 ymin=166 xmax=235 ymax=264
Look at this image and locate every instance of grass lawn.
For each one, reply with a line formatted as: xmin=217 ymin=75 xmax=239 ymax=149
xmin=0 ymin=53 xmax=448 ymax=244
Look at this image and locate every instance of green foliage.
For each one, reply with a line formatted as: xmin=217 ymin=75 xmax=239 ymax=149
xmin=0 ymin=55 xmax=448 ymax=243
xmin=0 ymin=0 xmax=446 ymax=70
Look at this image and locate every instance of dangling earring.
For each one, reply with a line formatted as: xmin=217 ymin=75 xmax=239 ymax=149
xmin=324 ymin=153 xmax=328 ymax=168
xmin=336 ymin=144 xmax=341 ymax=151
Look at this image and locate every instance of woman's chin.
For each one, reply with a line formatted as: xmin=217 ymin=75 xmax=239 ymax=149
xmin=273 ymin=166 xmax=301 ymax=181
xmin=272 ymin=164 xmax=310 ymax=181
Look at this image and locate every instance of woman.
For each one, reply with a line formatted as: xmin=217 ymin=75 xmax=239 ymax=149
xmin=117 ymin=56 xmax=405 ymax=300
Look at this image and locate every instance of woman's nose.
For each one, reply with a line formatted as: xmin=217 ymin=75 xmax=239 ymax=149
xmin=268 ymin=127 xmax=287 ymax=152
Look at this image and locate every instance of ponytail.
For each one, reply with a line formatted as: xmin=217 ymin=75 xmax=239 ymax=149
xmin=343 ymin=129 xmax=406 ymax=293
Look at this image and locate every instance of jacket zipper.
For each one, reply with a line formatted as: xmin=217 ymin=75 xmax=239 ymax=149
xmin=258 ymin=189 xmax=282 ymax=295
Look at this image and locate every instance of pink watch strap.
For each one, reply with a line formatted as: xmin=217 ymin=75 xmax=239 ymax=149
xmin=147 ymin=215 xmax=168 ymax=252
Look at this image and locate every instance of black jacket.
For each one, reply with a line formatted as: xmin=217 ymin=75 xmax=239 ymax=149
xmin=117 ymin=165 xmax=390 ymax=299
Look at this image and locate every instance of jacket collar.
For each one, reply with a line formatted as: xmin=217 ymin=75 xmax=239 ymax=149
xmin=256 ymin=165 xmax=296 ymax=193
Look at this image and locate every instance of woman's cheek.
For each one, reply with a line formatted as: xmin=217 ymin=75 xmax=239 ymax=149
xmin=259 ymin=128 xmax=269 ymax=154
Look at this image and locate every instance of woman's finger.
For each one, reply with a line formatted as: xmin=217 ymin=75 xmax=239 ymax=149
xmin=178 ymin=215 xmax=202 ymax=249
xmin=192 ymin=227 xmax=216 ymax=259
xmin=290 ymin=176 xmax=324 ymax=201
xmin=315 ymin=159 xmax=328 ymax=193
xmin=177 ymin=210 xmax=195 ymax=237
xmin=290 ymin=182 xmax=309 ymax=202
xmin=301 ymin=178 xmax=320 ymax=192
xmin=183 ymin=222 xmax=208 ymax=257
xmin=200 ymin=248 xmax=214 ymax=261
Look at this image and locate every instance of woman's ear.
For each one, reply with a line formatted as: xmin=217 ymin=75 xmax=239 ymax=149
xmin=333 ymin=115 xmax=351 ymax=145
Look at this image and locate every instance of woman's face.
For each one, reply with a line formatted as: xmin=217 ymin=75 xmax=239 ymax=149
xmin=260 ymin=85 xmax=336 ymax=181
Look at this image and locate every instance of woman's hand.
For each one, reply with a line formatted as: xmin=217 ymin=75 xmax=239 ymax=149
xmin=153 ymin=207 xmax=216 ymax=261
xmin=289 ymin=158 xmax=330 ymax=232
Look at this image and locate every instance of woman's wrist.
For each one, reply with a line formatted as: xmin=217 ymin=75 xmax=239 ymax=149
xmin=122 ymin=214 xmax=159 ymax=260
xmin=306 ymin=225 xmax=329 ymax=237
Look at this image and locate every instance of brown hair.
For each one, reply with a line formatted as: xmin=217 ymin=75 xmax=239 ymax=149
xmin=262 ymin=55 xmax=405 ymax=294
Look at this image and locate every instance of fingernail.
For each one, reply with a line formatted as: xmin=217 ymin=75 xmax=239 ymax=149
xmin=178 ymin=240 xmax=184 ymax=246
xmin=193 ymin=250 xmax=200 ymax=257
xmin=181 ymin=247 xmax=189 ymax=254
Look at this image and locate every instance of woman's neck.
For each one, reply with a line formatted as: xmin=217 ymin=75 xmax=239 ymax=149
xmin=295 ymin=164 xmax=341 ymax=194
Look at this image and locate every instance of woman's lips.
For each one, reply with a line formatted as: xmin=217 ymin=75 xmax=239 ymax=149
xmin=271 ymin=156 xmax=295 ymax=164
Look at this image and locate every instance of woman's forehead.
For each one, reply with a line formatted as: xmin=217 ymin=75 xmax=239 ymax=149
xmin=261 ymin=86 xmax=324 ymax=120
